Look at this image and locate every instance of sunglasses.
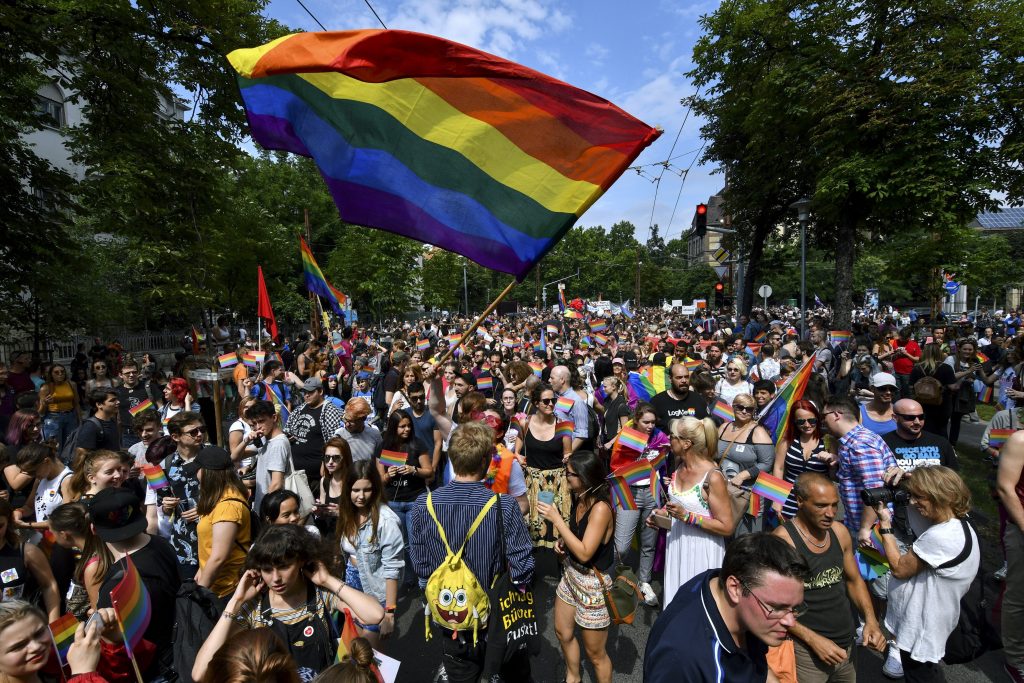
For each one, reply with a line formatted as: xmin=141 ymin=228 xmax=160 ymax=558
xmin=795 ymin=418 xmax=817 ymax=426
xmin=734 ymin=405 xmax=754 ymax=414
xmin=538 ymin=398 xmax=556 ymax=405
xmin=324 ymin=455 xmax=343 ymax=462
xmin=895 ymin=413 xmax=925 ymax=422
xmin=183 ymin=426 xmax=205 ymax=437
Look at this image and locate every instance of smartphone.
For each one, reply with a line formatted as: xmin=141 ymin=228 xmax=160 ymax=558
xmin=537 ymin=491 xmax=555 ymax=505
xmin=651 ymin=511 xmax=673 ymax=530
xmin=85 ymin=610 xmax=105 ymax=632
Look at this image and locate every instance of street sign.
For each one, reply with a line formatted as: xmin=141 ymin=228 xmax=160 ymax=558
xmin=713 ymin=247 xmax=731 ymax=263
xmin=714 ymin=265 xmax=728 ymax=279
xmin=944 ymin=281 xmax=960 ymax=295
xmin=757 ymin=284 xmax=773 ymax=299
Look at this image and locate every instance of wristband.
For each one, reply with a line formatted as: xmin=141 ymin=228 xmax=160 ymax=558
xmin=879 ymin=527 xmax=894 ymax=535
xmin=385 ymin=605 xmax=396 ymax=614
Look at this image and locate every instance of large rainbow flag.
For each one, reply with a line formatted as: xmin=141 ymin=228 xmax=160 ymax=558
xmin=300 ymin=236 xmax=346 ymax=314
xmin=228 ymin=31 xmax=660 ymax=280
xmin=758 ymin=358 xmax=815 ymax=443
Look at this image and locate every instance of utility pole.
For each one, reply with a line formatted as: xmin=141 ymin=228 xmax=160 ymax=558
xmin=305 ymin=209 xmax=320 ymax=338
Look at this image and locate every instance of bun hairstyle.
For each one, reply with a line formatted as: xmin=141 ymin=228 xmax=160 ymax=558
xmin=201 ymin=628 xmax=300 ymax=683
xmin=312 ymin=637 xmax=378 ymax=683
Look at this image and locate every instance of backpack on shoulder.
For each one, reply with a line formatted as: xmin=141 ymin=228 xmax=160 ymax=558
xmin=937 ymin=518 xmax=1001 ymax=664
xmin=171 ymin=580 xmax=227 ymax=682
xmin=423 ymin=492 xmax=496 ymax=644
xmin=59 ymin=416 xmax=103 ymax=465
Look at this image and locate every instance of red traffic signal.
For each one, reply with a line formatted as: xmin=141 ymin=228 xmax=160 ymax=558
xmin=693 ymin=203 xmax=708 ymax=238
xmin=714 ymin=282 xmax=724 ymax=292
xmin=696 ymin=203 xmax=708 ymax=216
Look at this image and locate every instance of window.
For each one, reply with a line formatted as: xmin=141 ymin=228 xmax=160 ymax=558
xmin=35 ymin=82 xmax=65 ymax=129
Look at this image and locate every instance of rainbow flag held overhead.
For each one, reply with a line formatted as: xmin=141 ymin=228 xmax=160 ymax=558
xmin=608 ymin=476 xmax=638 ymax=510
xmin=218 ymin=352 xmax=239 ymax=369
xmin=252 ymin=350 xmax=267 ymax=365
xmin=617 ymin=426 xmax=649 ymax=453
xmin=558 ymin=287 xmax=568 ymax=313
xmin=555 ymin=420 xmax=575 ymax=440
xmin=529 ymin=361 xmax=545 ymax=377
xmin=594 ymin=332 xmax=609 ymax=346
xmin=829 ymin=330 xmax=852 ymax=347
xmin=758 ymin=358 xmax=815 ymax=443
xmin=49 ymin=612 xmax=79 ymax=666
xmin=750 ymin=472 xmax=793 ymax=506
xmin=546 ymin=324 xmax=559 ymax=336
xmin=711 ymin=399 xmax=735 ymax=422
xmin=379 ymin=449 xmax=407 ymax=469
xmin=476 ymin=374 xmax=494 ymax=390
xmin=299 ymin=237 xmax=346 ymax=315
xmin=579 ymin=335 xmax=591 ymax=348
xmin=988 ymin=429 xmax=1016 ymax=449
xmin=555 ymin=396 xmax=575 ymax=412
xmin=447 ymin=333 xmax=463 ymax=345
xmin=416 ymin=338 xmax=431 ymax=352
xmin=613 ymin=459 xmax=651 ymax=486
xmin=128 ymin=399 xmax=154 ymax=416
xmin=110 ymin=556 xmax=151 ymax=653
xmin=141 ymin=464 xmax=169 ymax=492
xmin=589 ymin=319 xmax=607 ymax=333
xmin=683 ymin=358 xmax=703 ymax=371
xmin=228 ymin=31 xmax=659 ymax=280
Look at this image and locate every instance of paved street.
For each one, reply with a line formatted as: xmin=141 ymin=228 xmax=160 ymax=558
xmin=384 ymin=416 xmax=1008 ymax=682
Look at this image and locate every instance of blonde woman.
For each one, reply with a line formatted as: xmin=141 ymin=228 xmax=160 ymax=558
xmin=714 ymin=357 xmax=754 ymax=405
xmin=716 ymin=393 xmax=774 ymax=535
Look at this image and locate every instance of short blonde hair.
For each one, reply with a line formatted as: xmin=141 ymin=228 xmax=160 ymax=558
xmin=732 ymin=393 xmax=756 ymax=409
xmin=905 ymin=465 xmax=971 ymax=519
xmin=727 ymin=357 xmax=748 ymax=377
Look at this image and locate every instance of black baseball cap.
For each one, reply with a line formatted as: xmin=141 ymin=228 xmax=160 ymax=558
xmin=183 ymin=446 xmax=234 ymax=477
xmin=89 ymin=488 xmax=147 ymax=542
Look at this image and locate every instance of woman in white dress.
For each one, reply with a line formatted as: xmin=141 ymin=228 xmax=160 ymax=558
xmin=657 ymin=416 xmax=734 ymax=607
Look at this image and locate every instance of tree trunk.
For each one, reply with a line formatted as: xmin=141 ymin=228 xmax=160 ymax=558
xmin=833 ymin=212 xmax=858 ymax=328
xmin=739 ymin=214 xmax=775 ymax=315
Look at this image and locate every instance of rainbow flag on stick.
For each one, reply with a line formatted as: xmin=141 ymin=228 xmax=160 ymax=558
xmin=988 ymin=429 xmax=1016 ymax=449
xmin=589 ymin=319 xmax=607 ymax=333
xmin=128 ymin=399 xmax=154 ymax=416
xmin=617 ymin=426 xmax=649 ymax=453
xmin=564 ymin=310 xmax=584 ymax=319
xmin=252 ymin=350 xmax=266 ymax=365
xmin=335 ymin=608 xmax=360 ymax=663
xmin=977 ymin=351 xmax=990 ymax=364
xmin=750 ymin=472 xmax=793 ymax=506
xmin=555 ymin=396 xmax=575 ymax=412
xmin=49 ymin=612 xmax=78 ymax=666
xmin=110 ymin=556 xmax=152 ymax=655
xmin=594 ymin=332 xmax=609 ymax=346
xmin=683 ymin=358 xmax=703 ymax=371
xmin=711 ymin=399 xmax=735 ymax=422
xmin=555 ymin=420 xmax=575 ymax=440
xmin=626 ymin=371 xmax=657 ymax=404
xmin=546 ymin=324 xmax=559 ymax=336
xmin=758 ymin=358 xmax=815 ymax=443
xmin=978 ymin=384 xmax=994 ymax=404
xmin=613 ymin=459 xmax=651 ymax=486
xmin=232 ymin=27 xmax=658 ymax=282
xmin=608 ymin=476 xmax=638 ymax=510
xmin=299 ymin=236 xmax=346 ymax=315
xmin=416 ymin=338 xmax=431 ymax=352
xmin=748 ymin=493 xmax=762 ymax=517
xmin=829 ymin=330 xmax=852 ymax=347
xmin=218 ymin=352 xmax=239 ymax=368
xmin=476 ymin=374 xmax=494 ymax=390
xmin=141 ymin=465 xmax=169 ymax=492
xmin=379 ymin=450 xmax=407 ymax=468
xmin=242 ymin=352 xmax=258 ymax=368
xmin=529 ymin=361 xmax=545 ymax=377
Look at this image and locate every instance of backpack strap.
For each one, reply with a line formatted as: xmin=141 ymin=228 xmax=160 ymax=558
xmin=936 ymin=519 xmax=973 ymax=570
xmin=425 ymin=491 xmax=497 ymax=562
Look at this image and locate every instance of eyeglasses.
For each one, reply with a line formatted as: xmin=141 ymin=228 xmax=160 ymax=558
xmin=734 ymin=405 xmax=754 ymax=414
xmin=183 ymin=426 xmax=205 ymax=437
xmin=795 ymin=418 xmax=817 ymax=426
xmin=895 ymin=413 xmax=925 ymax=422
xmin=409 ymin=394 xmax=426 ymax=402
xmin=564 ymin=469 xmax=580 ymax=479
xmin=727 ymin=367 xmax=740 ymax=372
xmin=739 ymin=578 xmax=808 ymax=619
xmin=538 ymin=398 xmax=556 ymax=405
xmin=324 ymin=455 xmax=343 ymax=462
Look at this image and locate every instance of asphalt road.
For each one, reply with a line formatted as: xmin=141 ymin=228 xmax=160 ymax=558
xmin=381 ymin=416 xmax=1009 ymax=682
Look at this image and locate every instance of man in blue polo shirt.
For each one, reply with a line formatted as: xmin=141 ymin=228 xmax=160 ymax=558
xmin=645 ymin=534 xmax=810 ymax=683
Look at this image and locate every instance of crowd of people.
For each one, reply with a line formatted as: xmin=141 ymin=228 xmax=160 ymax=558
xmin=0 ymin=302 xmax=1021 ymax=683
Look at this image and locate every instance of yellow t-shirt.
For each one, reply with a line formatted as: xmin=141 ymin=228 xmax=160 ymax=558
xmin=198 ymin=493 xmax=251 ymax=597
xmin=46 ymin=382 xmax=75 ymax=413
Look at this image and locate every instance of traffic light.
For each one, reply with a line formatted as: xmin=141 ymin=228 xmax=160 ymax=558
xmin=714 ymin=280 xmax=725 ymax=307
xmin=693 ymin=203 xmax=708 ymax=238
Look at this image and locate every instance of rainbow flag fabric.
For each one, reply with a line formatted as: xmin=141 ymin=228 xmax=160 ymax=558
xmin=830 ymin=330 xmax=852 ymax=347
xmin=242 ymin=352 xmax=258 ymax=368
xmin=683 ymin=358 xmax=703 ymax=371
xmin=128 ymin=398 xmax=154 ymax=416
xmin=617 ymin=426 xmax=649 ymax=453
xmin=747 ymin=493 xmax=762 ymax=517
xmin=988 ymin=429 xmax=1016 ymax=449
xmin=976 ymin=351 xmax=990 ymax=364
xmin=750 ymin=472 xmax=793 ymax=506
xmin=218 ymin=352 xmax=239 ymax=368
xmin=335 ymin=608 xmax=361 ymax=663
xmin=379 ymin=449 xmax=407 ymax=468
xmin=711 ymin=399 xmax=735 ymax=422
xmin=758 ymin=358 xmax=815 ymax=442
xmin=228 ymin=31 xmax=659 ymax=280
xmin=641 ymin=365 xmax=668 ymax=395
xmin=555 ymin=420 xmax=575 ymax=440
xmin=252 ymin=350 xmax=267 ymax=365
xmin=558 ymin=287 xmax=568 ymax=312
xmin=546 ymin=324 xmax=559 ymax=336
xmin=627 ymin=371 xmax=657 ymax=404
xmin=555 ymin=396 xmax=575 ymax=412
xmin=49 ymin=612 xmax=78 ymax=666
xmin=529 ymin=361 xmax=545 ymax=377
xmin=753 ymin=330 xmax=768 ymax=343
xmin=416 ymin=338 xmax=431 ymax=352
xmin=564 ymin=309 xmax=584 ymax=319
xmin=978 ymin=384 xmax=994 ymax=403
xmin=476 ymin=374 xmax=494 ymax=390
xmin=589 ymin=319 xmax=607 ymax=333
xmin=110 ymin=556 xmax=152 ymax=653
xmin=299 ymin=236 xmax=345 ymax=315
xmin=594 ymin=332 xmax=609 ymax=346
xmin=613 ymin=459 xmax=651 ymax=486
xmin=141 ymin=464 xmax=169 ymax=492
xmin=608 ymin=476 xmax=638 ymax=510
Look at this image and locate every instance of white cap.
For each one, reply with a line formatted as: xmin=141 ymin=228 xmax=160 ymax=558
xmin=870 ymin=372 xmax=898 ymax=389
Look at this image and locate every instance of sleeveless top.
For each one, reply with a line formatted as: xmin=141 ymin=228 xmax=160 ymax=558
xmin=0 ymin=542 xmax=39 ymax=603
xmin=782 ymin=521 xmax=854 ymax=648
xmin=46 ymin=382 xmax=75 ymax=413
xmin=859 ymin=403 xmax=896 ymax=435
xmin=568 ymin=498 xmax=614 ymax=571
xmin=524 ymin=422 xmax=564 ymax=470
xmin=781 ymin=440 xmax=830 ymax=519
xmin=670 ymin=470 xmax=714 ymax=517
xmin=35 ymin=467 xmax=72 ymax=522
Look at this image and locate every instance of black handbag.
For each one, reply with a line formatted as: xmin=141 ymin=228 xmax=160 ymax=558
xmin=482 ymin=495 xmax=540 ymax=678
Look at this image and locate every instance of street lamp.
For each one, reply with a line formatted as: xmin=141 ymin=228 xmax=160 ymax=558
xmin=790 ymin=197 xmax=812 ymax=338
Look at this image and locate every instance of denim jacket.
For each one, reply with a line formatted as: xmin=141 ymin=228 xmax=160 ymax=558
xmin=342 ymin=504 xmax=404 ymax=602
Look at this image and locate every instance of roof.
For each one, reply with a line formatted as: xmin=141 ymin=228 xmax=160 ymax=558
xmin=970 ymin=207 xmax=1024 ymax=231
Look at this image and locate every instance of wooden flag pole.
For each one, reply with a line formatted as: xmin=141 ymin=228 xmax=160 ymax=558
xmin=111 ymin=596 xmax=145 ymax=683
xmin=433 ymin=278 xmax=517 ymax=369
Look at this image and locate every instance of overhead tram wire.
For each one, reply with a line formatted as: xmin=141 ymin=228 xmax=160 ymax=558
xmin=295 ymin=0 xmax=387 ymax=30
xmin=664 ymin=138 xmax=707 ymax=241
xmin=643 ymin=90 xmax=699 ymax=241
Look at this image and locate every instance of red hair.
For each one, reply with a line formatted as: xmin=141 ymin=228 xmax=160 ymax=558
xmin=167 ymin=377 xmax=190 ymax=404
xmin=785 ymin=399 xmax=822 ymax=443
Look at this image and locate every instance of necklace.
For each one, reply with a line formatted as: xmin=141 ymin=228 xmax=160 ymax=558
xmin=794 ymin=519 xmax=828 ymax=549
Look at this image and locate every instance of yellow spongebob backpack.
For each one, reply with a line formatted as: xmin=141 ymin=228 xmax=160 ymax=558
xmin=424 ymin=491 xmax=497 ymax=644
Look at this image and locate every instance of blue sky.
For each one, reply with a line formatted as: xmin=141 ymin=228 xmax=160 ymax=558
xmin=263 ymin=0 xmax=724 ymax=244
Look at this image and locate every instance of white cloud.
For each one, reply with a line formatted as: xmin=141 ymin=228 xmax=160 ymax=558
xmin=584 ymin=42 xmax=609 ymax=64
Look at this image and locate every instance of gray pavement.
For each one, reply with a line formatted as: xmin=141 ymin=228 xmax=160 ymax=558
xmin=383 ymin=415 xmax=1008 ymax=681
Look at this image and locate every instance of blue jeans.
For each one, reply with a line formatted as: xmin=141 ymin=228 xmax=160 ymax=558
xmin=345 ymin=563 xmax=385 ymax=631
xmin=389 ymin=499 xmax=419 ymax=584
xmin=42 ymin=411 xmax=77 ymax=450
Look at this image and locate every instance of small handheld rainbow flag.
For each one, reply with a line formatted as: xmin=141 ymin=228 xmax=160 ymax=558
xmin=416 ymin=338 xmax=431 ymax=352
xmin=555 ymin=421 xmax=575 ymax=440
xmin=379 ymin=449 xmax=407 ymax=468
xmin=617 ymin=426 xmax=649 ymax=453
xmin=476 ymin=374 xmax=494 ymax=390
xmin=684 ymin=358 xmax=703 ymax=370
xmin=589 ymin=319 xmax=607 ymax=333
xmin=594 ymin=332 xmax=609 ymax=346
xmin=978 ymin=384 xmax=994 ymax=404
xmin=712 ymin=399 xmax=735 ymax=422
xmin=332 ymin=340 xmax=346 ymax=356
xmin=988 ymin=428 xmax=1016 ymax=449
xmin=49 ymin=612 xmax=78 ymax=666
xmin=830 ymin=330 xmax=852 ymax=346
xmin=335 ymin=608 xmax=361 ymax=663
xmin=747 ymin=493 xmax=762 ymax=517
xmin=746 ymin=343 xmax=763 ymax=356
xmin=754 ymin=330 xmax=768 ymax=343
xmin=252 ymin=350 xmax=266 ymax=365
xmin=502 ymin=337 xmax=516 ymax=348
xmin=529 ymin=361 xmax=545 ymax=377
xmin=447 ymin=333 xmax=463 ymax=345
xmin=555 ymin=395 xmax=575 ymax=412
xmin=868 ymin=524 xmax=887 ymax=554
xmin=608 ymin=476 xmax=638 ymax=510
xmin=648 ymin=448 xmax=666 ymax=472
xmin=242 ymin=351 xmax=258 ymax=368
xmin=110 ymin=556 xmax=152 ymax=654
xmin=976 ymin=351 xmax=990 ymax=364
xmin=546 ymin=324 xmax=559 ymax=335
xmin=857 ymin=548 xmax=889 ymax=581
xmin=613 ymin=459 xmax=651 ymax=486
xmin=141 ymin=464 xmax=169 ymax=492
xmin=218 ymin=352 xmax=239 ymax=368
xmin=128 ymin=399 xmax=154 ymax=416
xmin=580 ymin=335 xmax=592 ymax=348
xmin=750 ymin=472 xmax=793 ymax=506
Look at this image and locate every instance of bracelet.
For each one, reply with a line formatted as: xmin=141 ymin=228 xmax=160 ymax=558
xmin=334 ymin=580 xmax=347 ymax=596
xmin=221 ymin=610 xmax=237 ymax=620
xmin=879 ymin=527 xmax=894 ymax=535
xmin=385 ymin=605 xmax=396 ymax=614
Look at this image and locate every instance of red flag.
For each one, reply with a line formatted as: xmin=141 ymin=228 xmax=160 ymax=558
xmin=257 ymin=266 xmax=278 ymax=341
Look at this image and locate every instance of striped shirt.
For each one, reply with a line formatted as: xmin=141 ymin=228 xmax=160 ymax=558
xmin=837 ymin=424 xmax=897 ymax=532
xmin=409 ymin=481 xmax=534 ymax=587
